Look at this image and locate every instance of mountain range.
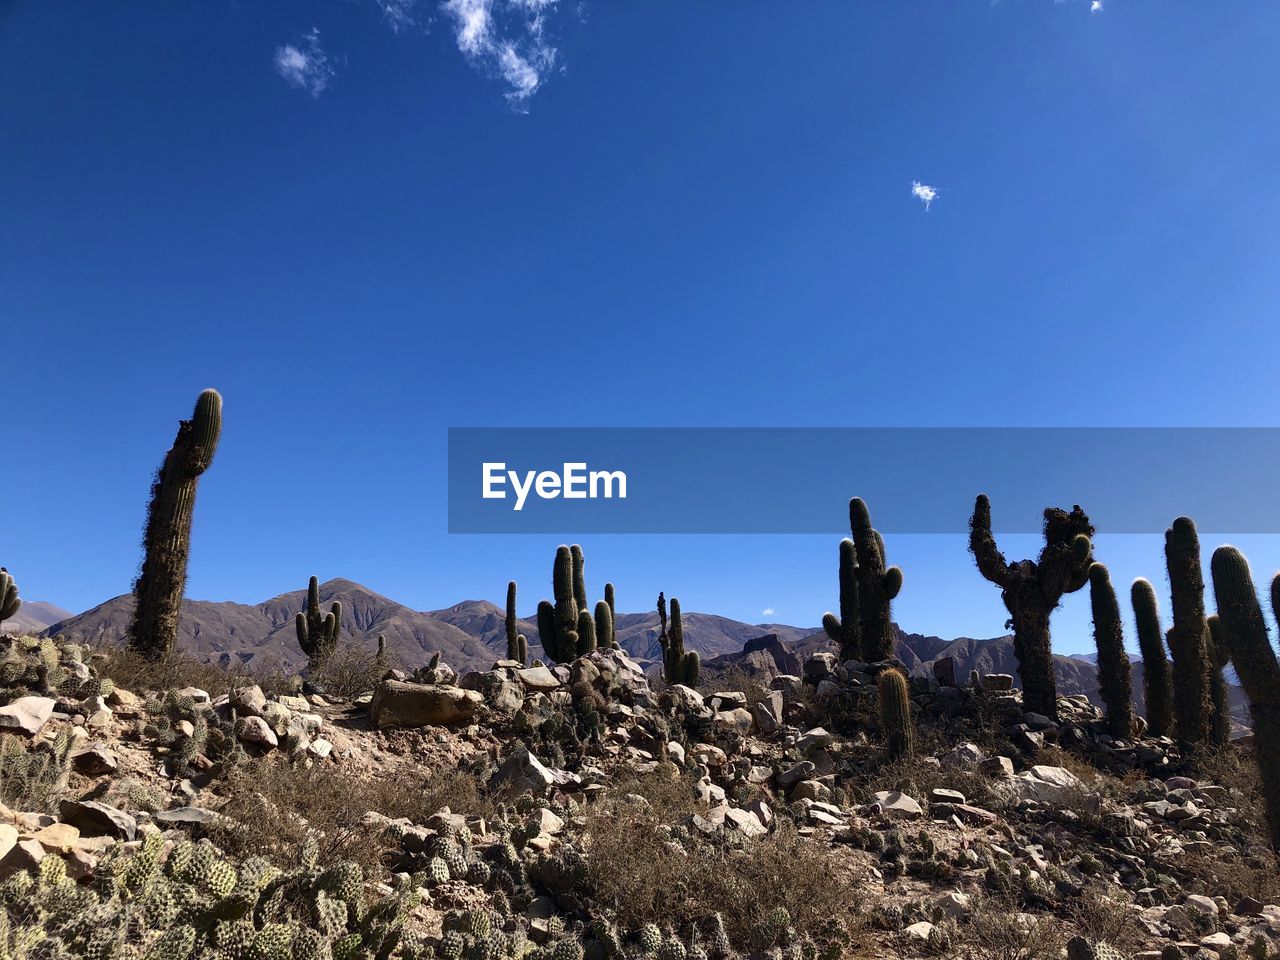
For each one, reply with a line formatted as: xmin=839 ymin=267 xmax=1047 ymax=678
xmin=21 ymin=578 xmax=1246 ymax=720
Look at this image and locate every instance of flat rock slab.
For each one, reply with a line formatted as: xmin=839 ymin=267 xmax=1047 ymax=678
xmin=58 ymin=800 xmax=136 ymax=840
xmin=369 ymin=681 xmax=483 ymax=729
xmin=0 ymin=697 xmax=55 ymax=736
xmin=871 ymin=790 xmax=923 ymax=820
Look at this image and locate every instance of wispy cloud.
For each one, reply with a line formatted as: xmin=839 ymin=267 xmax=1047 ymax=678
xmin=377 ymin=0 xmax=421 ymax=32
xmin=761 ymin=608 xmax=775 ymax=618
xmin=911 ymin=181 xmax=939 ymax=211
xmin=1090 ymin=1 xmax=1103 ymax=11
xmin=274 ymin=28 xmax=335 ymax=97
xmin=441 ymin=0 xmax=561 ymax=107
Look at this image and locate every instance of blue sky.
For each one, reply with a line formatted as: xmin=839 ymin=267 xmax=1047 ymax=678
xmin=3 ymin=1 xmax=1280 ymax=653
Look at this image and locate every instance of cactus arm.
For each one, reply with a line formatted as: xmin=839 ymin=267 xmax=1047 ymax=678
xmin=570 ymin=544 xmax=587 ymax=613
xmin=969 ymin=494 xmax=1015 ymax=589
xmin=1089 ymin=563 xmax=1133 ymax=738
xmin=1131 ymin=577 xmax=1173 ymax=738
xmin=0 ymin=569 xmax=19 ymax=622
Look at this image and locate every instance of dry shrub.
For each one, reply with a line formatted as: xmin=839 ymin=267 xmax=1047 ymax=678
xmin=1065 ymin=887 xmax=1149 ymax=956
xmin=94 ymin=646 xmax=298 ymax=698
xmin=701 ymin=665 xmax=770 ymax=706
xmin=305 ymin=643 xmax=393 ymax=699
xmin=955 ymin=894 xmax=1065 ymax=960
xmin=583 ymin=789 xmax=861 ymax=951
xmin=210 ymin=757 xmax=492 ymax=876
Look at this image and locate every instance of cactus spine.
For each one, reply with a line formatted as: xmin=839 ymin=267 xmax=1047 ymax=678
xmin=660 ymin=597 xmax=699 ymax=687
xmin=0 ymin=568 xmax=20 ymax=623
xmin=878 ymin=668 xmax=913 ymax=760
xmin=969 ymin=494 xmax=1093 ymax=722
xmin=1209 ymin=546 xmax=1280 ymax=850
xmin=295 ymin=576 xmax=342 ymax=667
xmin=1165 ymin=517 xmax=1213 ymax=745
xmin=1131 ymin=578 xmax=1173 ymax=738
xmin=1205 ymin=615 xmax=1232 ymax=747
xmin=1089 ymin=563 xmax=1133 ymax=739
xmin=505 ymin=581 xmax=527 ymax=665
xmin=849 ymin=498 xmax=903 ymax=662
xmin=129 ymin=388 xmax=222 ymax=659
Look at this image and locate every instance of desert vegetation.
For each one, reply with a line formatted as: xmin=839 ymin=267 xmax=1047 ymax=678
xmin=3 ymin=390 xmax=1280 ymax=960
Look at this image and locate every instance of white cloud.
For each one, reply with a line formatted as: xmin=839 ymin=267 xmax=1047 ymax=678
xmin=1090 ymin=0 xmax=1103 ymax=11
xmin=441 ymin=0 xmax=560 ymax=107
xmin=761 ymin=608 xmax=775 ymax=618
xmin=911 ymin=181 xmax=939 ymax=211
xmin=378 ymin=0 xmax=420 ymax=32
xmin=274 ymin=29 xmax=335 ymax=97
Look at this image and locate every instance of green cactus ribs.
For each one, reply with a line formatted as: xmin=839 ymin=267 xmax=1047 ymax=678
xmin=877 ymin=667 xmax=913 ymax=760
xmin=1088 ymin=563 xmax=1133 ymax=739
xmin=658 ymin=594 xmax=700 ymax=688
xmin=536 ymin=545 xmax=615 ymax=664
xmin=129 ymin=389 xmax=223 ymax=660
xmin=821 ymin=498 xmax=903 ymax=664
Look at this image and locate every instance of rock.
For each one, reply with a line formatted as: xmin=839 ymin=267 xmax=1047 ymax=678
xmin=0 ymin=824 xmax=16 ymax=862
xmin=778 ymin=761 xmax=816 ymax=789
xmin=517 ymin=666 xmax=561 ymax=692
xmin=491 ymin=747 xmax=555 ymax=795
xmin=154 ymin=807 xmax=225 ymax=828
xmin=797 ymin=727 xmax=834 ymax=752
xmin=666 ymin=685 xmax=707 ymax=713
xmin=932 ymin=802 xmax=1000 ymax=826
xmin=1233 ymin=897 xmax=1263 ymax=917
xmin=746 ymin=798 xmax=774 ymax=830
xmin=792 ymin=780 xmax=831 ymax=803
xmin=932 ymin=891 xmax=973 ymax=920
xmin=714 ymin=708 xmax=754 ymax=736
xmin=929 ymin=788 xmax=966 ymax=805
xmin=1199 ymin=933 xmax=1232 ymax=953
xmin=870 ymin=791 xmax=923 ymax=820
xmin=59 ymin=800 xmax=137 ymax=840
xmin=750 ymin=702 xmax=778 ymax=735
xmin=904 ymin=921 xmax=935 ymax=941
xmin=176 ymin=687 xmax=210 ymax=704
xmin=533 ymin=808 xmax=564 ymax=837
xmin=940 ymin=743 xmax=985 ymax=769
xmin=70 ymin=742 xmax=118 ymax=776
xmin=230 ymin=686 xmax=267 ymax=716
xmin=665 ymin=742 xmax=685 ymax=765
xmin=980 ymin=674 xmax=1014 ymax=692
xmin=0 ymin=838 xmax=44 ymax=876
xmin=723 ymin=807 xmax=767 ymax=838
xmin=932 ymin=656 xmax=957 ymax=686
xmin=982 ymin=756 xmax=1015 ymax=778
xmin=31 ymin=823 xmax=80 ymax=852
xmin=369 ymin=681 xmax=483 ymax=729
xmin=1185 ymin=895 xmax=1219 ymax=918
xmin=309 ymin=738 xmax=333 ymax=759
xmin=0 ymin=697 xmax=55 ymax=735
xmin=998 ymin=765 xmax=1085 ymax=804
xmin=238 ymin=716 xmax=279 ymax=749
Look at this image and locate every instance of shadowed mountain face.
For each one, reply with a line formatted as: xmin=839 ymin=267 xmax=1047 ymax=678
xmin=35 ymin=578 xmax=1245 ymax=719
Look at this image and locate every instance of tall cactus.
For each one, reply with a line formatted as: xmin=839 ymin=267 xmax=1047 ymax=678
xmin=600 ymin=582 xmax=618 ymax=648
xmin=878 ymin=668 xmax=914 ymax=760
xmin=849 ymin=498 xmax=903 ymax=662
xmin=1205 ymin=615 xmax=1233 ymax=748
xmin=129 ymin=389 xmax=223 ymax=659
xmin=295 ymin=576 xmax=342 ymax=668
xmin=1131 ymin=578 xmax=1173 ymax=738
xmin=969 ymin=494 xmax=1093 ymax=722
xmin=1089 ymin=563 xmax=1133 ymax=739
xmin=0 ymin=568 xmax=20 ymax=623
xmin=1209 ymin=547 xmax=1280 ymax=850
xmin=505 ymin=581 xmax=527 ymax=665
xmin=1165 ymin=517 xmax=1213 ymax=745
xmin=594 ymin=600 xmax=615 ymax=653
xmin=660 ymin=597 xmax=700 ymax=687
xmin=571 ymin=545 xmax=587 ymax=614
xmin=537 ymin=545 xmax=581 ymax=663
xmin=821 ymin=539 xmax=860 ymax=662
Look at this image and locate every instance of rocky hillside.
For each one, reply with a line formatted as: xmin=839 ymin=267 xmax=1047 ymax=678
xmin=0 ymin=600 xmax=72 ymax=636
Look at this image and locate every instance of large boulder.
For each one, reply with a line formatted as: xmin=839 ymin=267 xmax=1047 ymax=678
xmin=369 ymin=681 xmax=483 ymax=729
xmin=0 ymin=697 xmax=55 ymax=736
xmin=996 ymin=764 xmax=1086 ymax=805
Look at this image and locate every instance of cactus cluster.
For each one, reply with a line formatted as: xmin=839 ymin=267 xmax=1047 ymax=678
xmin=1208 ymin=545 xmax=1280 ymax=850
xmin=1087 ymin=563 xmax=1133 ymax=739
xmin=0 ymin=832 xmax=422 ymax=960
xmin=505 ymin=581 xmax=529 ymax=666
xmin=129 ymin=389 xmax=223 ymax=660
xmin=969 ymin=495 xmax=1094 ymax=721
xmin=657 ymin=593 xmax=699 ymax=688
xmin=0 ymin=636 xmax=111 ymax=708
xmin=536 ymin=546 xmax=616 ymax=664
xmin=821 ymin=499 xmax=903 ymax=663
xmin=295 ymin=576 xmax=343 ymax=669
xmin=0 ymin=567 xmax=20 ymax=624
xmin=877 ymin=668 xmax=913 ymax=760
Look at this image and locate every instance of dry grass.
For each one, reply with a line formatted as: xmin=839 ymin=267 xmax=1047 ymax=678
xmin=93 ymin=646 xmax=298 ymax=698
xmin=582 ymin=784 xmax=863 ymax=952
xmin=208 ymin=757 xmax=493 ymax=876
xmin=953 ymin=894 xmax=1065 ymax=960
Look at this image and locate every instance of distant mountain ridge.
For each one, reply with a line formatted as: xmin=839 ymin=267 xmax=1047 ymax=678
xmin=32 ymin=577 xmax=1244 ymax=720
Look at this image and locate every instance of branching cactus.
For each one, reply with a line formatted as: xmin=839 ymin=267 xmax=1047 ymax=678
xmin=969 ymin=494 xmax=1094 ymax=721
xmin=505 ymin=581 xmax=526 ymax=665
xmin=1089 ymin=563 xmax=1133 ymax=739
xmin=129 ymin=388 xmax=223 ymax=658
xmin=537 ymin=545 xmax=582 ymax=663
xmin=296 ymin=576 xmax=342 ymax=668
xmin=1205 ymin=615 xmax=1232 ymax=747
xmin=878 ymin=668 xmax=913 ymax=760
xmin=0 ymin=568 xmax=20 ymax=623
xmin=849 ymin=498 xmax=903 ymax=662
xmin=1131 ymin=578 xmax=1173 ymax=738
xmin=822 ymin=539 xmax=861 ymax=662
xmin=1165 ymin=517 xmax=1213 ymax=745
xmin=1209 ymin=547 xmax=1280 ymax=850
xmin=660 ymin=597 xmax=699 ymax=686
